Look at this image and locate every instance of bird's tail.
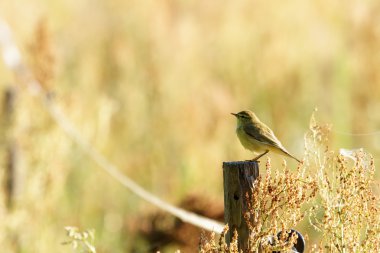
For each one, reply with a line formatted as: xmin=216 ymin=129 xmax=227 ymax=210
xmin=269 ymin=145 xmax=302 ymax=163
xmin=284 ymin=150 xmax=302 ymax=163
xmin=275 ymin=147 xmax=302 ymax=163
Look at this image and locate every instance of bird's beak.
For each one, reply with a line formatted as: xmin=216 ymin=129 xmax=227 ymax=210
xmin=231 ymin=113 xmax=238 ymax=117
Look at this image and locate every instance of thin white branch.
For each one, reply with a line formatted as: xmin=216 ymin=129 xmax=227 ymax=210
xmin=0 ymin=18 xmax=224 ymax=234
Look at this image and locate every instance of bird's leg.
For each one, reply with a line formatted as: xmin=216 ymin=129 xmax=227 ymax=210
xmin=251 ymin=150 xmax=269 ymax=161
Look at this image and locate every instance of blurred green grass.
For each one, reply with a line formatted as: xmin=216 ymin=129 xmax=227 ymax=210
xmin=1 ymin=0 xmax=380 ymax=252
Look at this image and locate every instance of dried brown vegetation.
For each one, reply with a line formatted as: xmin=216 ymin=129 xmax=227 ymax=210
xmin=244 ymin=160 xmax=316 ymax=252
xmin=307 ymin=115 xmax=380 ymax=252
xmin=199 ymin=159 xmax=317 ymax=253
xmin=1 ymin=0 xmax=380 ymax=252
xmin=199 ymin=114 xmax=380 ymax=252
xmin=28 ymin=18 xmax=55 ymax=91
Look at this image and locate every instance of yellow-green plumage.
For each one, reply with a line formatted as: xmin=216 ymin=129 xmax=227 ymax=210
xmin=232 ymin=110 xmax=301 ymax=163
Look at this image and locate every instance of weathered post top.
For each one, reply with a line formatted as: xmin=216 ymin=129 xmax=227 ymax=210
xmin=223 ymin=160 xmax=259 ymax=251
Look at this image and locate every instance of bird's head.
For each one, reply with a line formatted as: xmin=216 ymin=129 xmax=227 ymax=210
xmin=231 ymin=110 xmax=260 ymax=125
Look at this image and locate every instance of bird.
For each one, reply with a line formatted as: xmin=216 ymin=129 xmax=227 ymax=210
xmin=231 ymin=110 xmax=301 ymax=163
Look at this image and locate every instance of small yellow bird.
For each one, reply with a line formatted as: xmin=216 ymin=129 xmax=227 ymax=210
xmin=231 ymin=110 xmax=301 ymax=163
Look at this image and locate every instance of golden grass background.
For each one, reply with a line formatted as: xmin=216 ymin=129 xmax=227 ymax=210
xmin=1 ymin=0 xmax=380 ymax=252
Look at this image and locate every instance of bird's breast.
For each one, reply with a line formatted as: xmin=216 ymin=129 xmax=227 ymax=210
xmin=236 ymin=126 xmax=265 ymax=152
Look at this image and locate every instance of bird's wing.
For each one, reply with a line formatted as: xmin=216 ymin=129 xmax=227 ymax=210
xmin=243 ymin=122 xmax=284 ymax=149
xmin=244 ymin=122 xmax=301 ymax=163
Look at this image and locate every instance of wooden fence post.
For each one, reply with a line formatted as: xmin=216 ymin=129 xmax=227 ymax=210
xmin=223 ymin=161 xmax=259 ymax=251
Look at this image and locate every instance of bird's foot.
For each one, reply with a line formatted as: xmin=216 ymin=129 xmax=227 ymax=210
xmin=250 ymin=150 xmax=269 ymax=161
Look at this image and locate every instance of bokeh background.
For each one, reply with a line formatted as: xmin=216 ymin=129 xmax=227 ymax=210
xmin=1 ymin=0 xmax=380 ymax=252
